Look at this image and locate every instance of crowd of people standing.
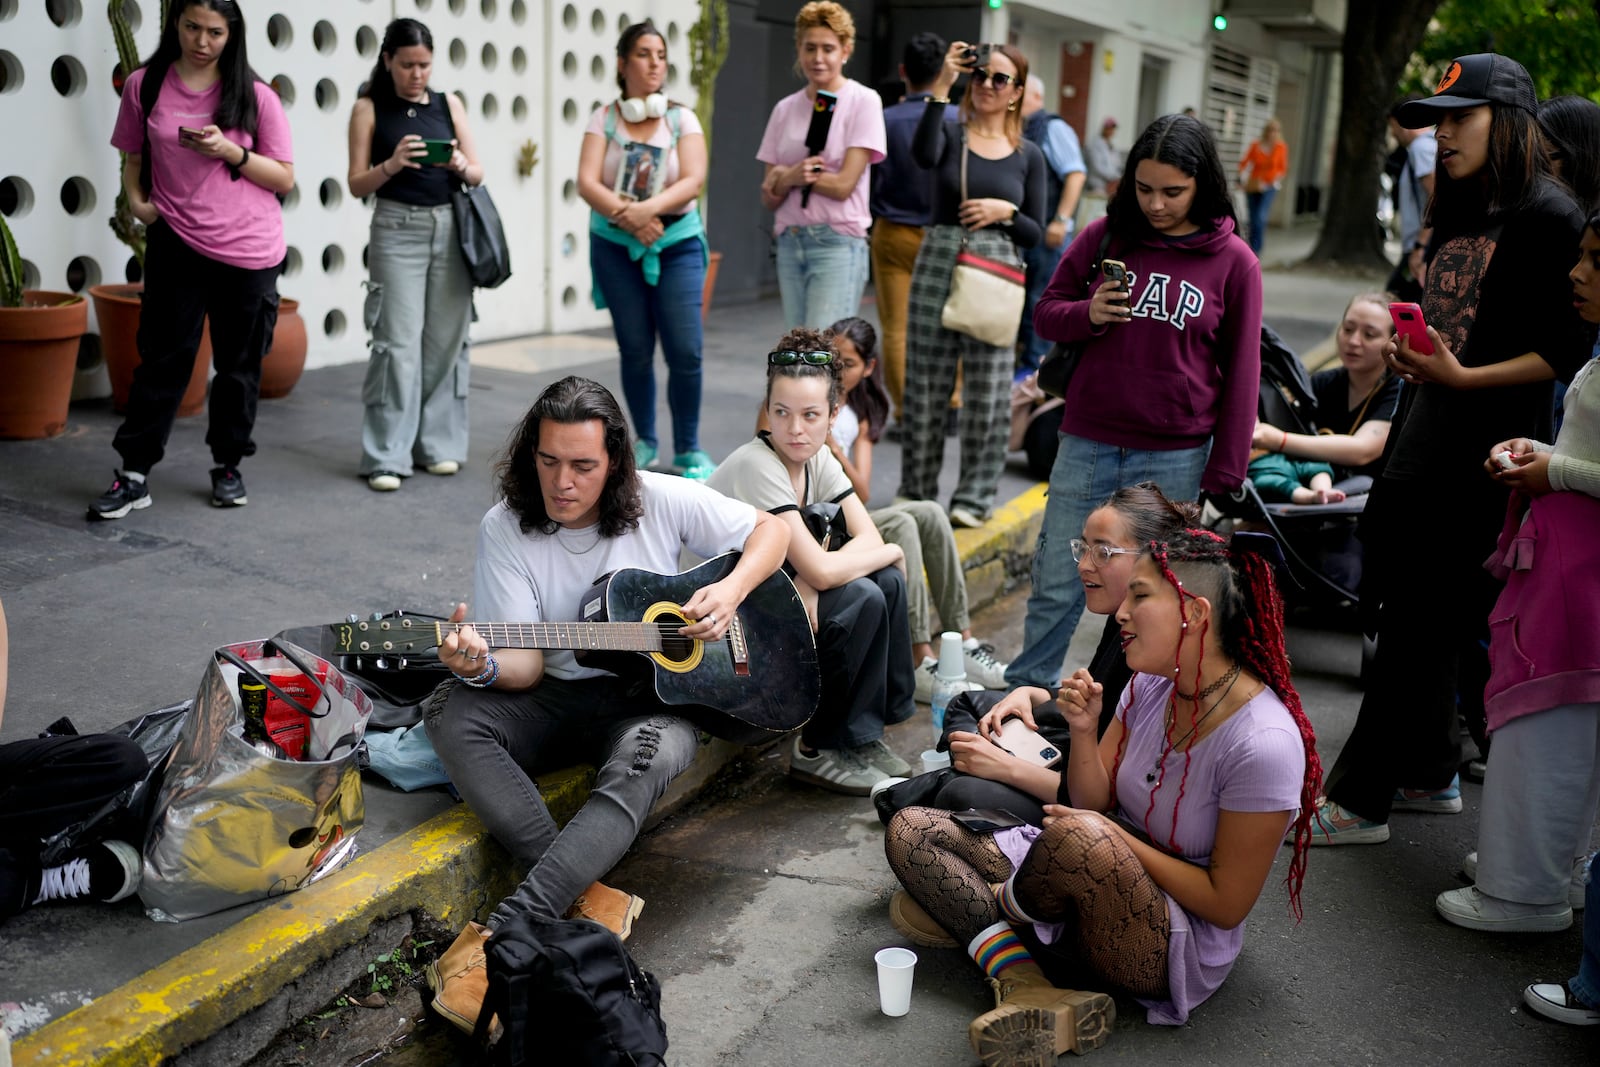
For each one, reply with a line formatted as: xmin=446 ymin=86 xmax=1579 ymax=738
xmin=51 ymin=0 xmax=1600 ymax=1055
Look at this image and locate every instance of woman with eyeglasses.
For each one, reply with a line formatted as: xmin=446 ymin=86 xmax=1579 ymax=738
xmin=1006 ymin=114 xmax=1261 ymax=696
xmin=708 ymin=329 xmax=916 ymax=795
xmin=896 ymin=41 xmax=1047 ymax=530
xmin=874 ymin=483 xmax=1196 ymax=831
xmin=756 ymin=1 xmax=885 ymax=330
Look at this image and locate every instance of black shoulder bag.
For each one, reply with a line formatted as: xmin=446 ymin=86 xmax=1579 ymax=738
xmin=1036 ymin=228 xmax=1115 ymax=399
xmin=441 ymin=94 xmax=513 ymax=288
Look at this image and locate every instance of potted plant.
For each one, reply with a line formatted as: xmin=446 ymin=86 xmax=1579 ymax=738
xmin=689 ymin=0 xmax=729 ymax=318
xmin=95 ymin=0 xmax=308 ymax=407
xmin=0 ymin=215 xmax=90 ymax=439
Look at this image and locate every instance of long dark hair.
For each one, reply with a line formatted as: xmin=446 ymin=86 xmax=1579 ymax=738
xmin=827 ymin=317 xmax=890 ymax=444
xmin=361 ymin=19 xmax=433 ymax=104
xmin=495 ymin=376 xmax=644 ymax=538
xmin=1106 ymin=528 xmax=1322 ymax=922
xmin=140 ymin=0 xmax=261 ymax=133
xmin=764 ymin=326 xmax=843 ymax=411
xmin=1539 ymin=95 xmax=1600 ymax=213
xmin=1428 ymin=102 xmax=1552 ymax=235
xmin=1107 ymin=114 xmax=1236 ymax=240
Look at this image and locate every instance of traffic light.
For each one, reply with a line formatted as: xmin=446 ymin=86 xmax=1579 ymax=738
xmin=987 ymin=0 xmax=1003 ymax=8
xmin=1213 ymin=13 xmax=1227 ymax=30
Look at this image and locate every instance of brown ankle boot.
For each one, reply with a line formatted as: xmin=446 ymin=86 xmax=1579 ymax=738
xmin=889 ymin=890 xmax=958 ymax=948
xmin=565 ymin=881 xmax=645 ymax=941
xmin=426 ymin=921 xmax=493 ymax=1035
xmin=969 ymin=962 xmax=1115 ymax=1063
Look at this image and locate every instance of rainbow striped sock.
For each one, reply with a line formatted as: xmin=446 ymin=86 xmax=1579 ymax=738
xmin=994 ymin=875 xmax=1039 ymax=926
xmin=968 ymin=920 xmax=1033 ymax=980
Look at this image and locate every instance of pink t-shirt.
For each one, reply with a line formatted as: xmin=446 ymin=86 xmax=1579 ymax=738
xmin=756 ymin=79 xmax=885 ymax=238
xmin=111 ymin=67 xmax=292 ymax=270
xmin=584 ymin=103 xmax=703 ymax=192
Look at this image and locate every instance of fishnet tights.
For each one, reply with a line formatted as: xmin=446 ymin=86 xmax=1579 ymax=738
xmin=884 ymin=806 xmax=1015 ymax=944
xmin=1014 ymin=811 xmax=1171 ymax=997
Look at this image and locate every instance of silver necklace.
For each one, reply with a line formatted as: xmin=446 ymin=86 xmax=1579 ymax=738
xmin=555 ymin=524 xmax=603 ymax=555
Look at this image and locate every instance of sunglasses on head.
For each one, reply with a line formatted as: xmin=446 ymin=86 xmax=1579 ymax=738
xmin=768 ymin=349 xmax=834 ymax=366
xmin=972 ymin=69 xmax=1016 ymax=89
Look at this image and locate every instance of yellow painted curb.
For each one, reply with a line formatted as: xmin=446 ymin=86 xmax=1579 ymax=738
xmin=15 ymin=484 xmax=1049 ymax=1065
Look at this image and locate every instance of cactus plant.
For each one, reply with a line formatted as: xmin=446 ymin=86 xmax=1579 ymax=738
xmin=0 ymin=212 xmax=23 ymax=309
xmin=108 ymin=0 xmax=169 ymax=267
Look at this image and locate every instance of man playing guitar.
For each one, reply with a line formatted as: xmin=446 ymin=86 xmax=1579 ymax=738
xmin=424 ymin=375 xmax=789 ymax=1036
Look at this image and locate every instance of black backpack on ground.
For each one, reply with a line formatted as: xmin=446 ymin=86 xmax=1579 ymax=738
xmin=1258 ymin=322 xmax=1320 ymax=436
xmin=477 ymin=912 xmax=668 ymax=1066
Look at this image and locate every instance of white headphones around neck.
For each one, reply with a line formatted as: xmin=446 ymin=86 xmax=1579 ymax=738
xmin=618 ymin=93 xmax=668 ymax=123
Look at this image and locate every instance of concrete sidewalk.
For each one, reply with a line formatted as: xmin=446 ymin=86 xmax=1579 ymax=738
xmin=0 ymin=234 xmax=1371 ymax=1064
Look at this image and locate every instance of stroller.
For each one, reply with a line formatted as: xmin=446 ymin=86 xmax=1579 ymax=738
xmin=1205 ymin=323 xmax=1371 ymax=615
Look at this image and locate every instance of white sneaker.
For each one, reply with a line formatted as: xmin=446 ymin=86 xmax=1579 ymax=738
xmin=1435 ymin=886 xmax=1572 ymax=932
xmin=368 ymin=472 xmax=402 ymax=491
xmin=1523 ymin=981 xmax=1600 ymax=1026
xmin=913 ymin=657 xmax=983 ymax=705
xmin=962 ymin=639 xmax=1010 ymax=689
xmin=948 ymin=505 xmax=986 ymax=529
xmin=425 ymin=460 xmax=461 ymax=475
xmin=1461 ymin=851 xmax=1587 ymax=910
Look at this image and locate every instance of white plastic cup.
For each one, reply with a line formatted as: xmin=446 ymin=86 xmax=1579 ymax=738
xmin=875 ymin=946 xmax=918 ymax=1016
xmin=936 ymin=631 xmax=966 ymax=679
xmin=921 ymin=748 xmax=950 ymax=773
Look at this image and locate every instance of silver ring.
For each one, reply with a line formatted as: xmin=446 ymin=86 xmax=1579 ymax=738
xmin=458 ymin=647 xmax=471 ymax=657
xmin=706 ymin=613 xmax=717 ymax=626
xmin=466 ymin=653 xmax=479 ymax=662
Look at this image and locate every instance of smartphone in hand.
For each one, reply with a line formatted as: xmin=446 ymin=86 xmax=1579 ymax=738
xmin=995 ymin=718 xmax=1063 ymax=768
xmin=178 ymin=126 xmax=205 ymax=148
xmin=1101 ymin=257 xmax=1130 ymax=292
xmin=1388 ymin=301 xmax=1435 ymax=355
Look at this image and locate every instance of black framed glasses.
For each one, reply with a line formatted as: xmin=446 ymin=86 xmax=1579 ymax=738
xmin=1069 ymin=539 xmax=1140 ymax=567
xmin=972 ymin=69 xmax=1016 ymax=89
xmin=768 ymin=350 xmax=834 ymax=366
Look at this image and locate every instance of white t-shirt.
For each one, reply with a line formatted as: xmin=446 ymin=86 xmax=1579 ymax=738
xmin=472 ymin=471 xmax=757 ymax=680
xmin=706 ymin=435 xmax=854 ymax=515
xmin=832 ymin=404 xmax=861 ymax=458
xmin=584 ymin=103 xmax=703 ymax=191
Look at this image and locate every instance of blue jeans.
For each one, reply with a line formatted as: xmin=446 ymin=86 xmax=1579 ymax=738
xmin=1018 ymin=236 xmax=1069 ymax=372
xmin=590 ymin=234 xmax=706 ymax=455
xmin=1005 ymin=432 xmax=1210 ymax=690
xmin=1572 ymin=852 xmax=1600 ymax=1007
xmin=775 ymin=225 xmax=870 ymax=330
xmin=1246 ymin=188 xmax=1277 ymax=256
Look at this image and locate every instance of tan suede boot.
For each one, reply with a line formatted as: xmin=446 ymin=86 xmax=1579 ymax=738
xmin=565 ymin=881 xmax=645 ymax=941
xmin=426 ymin=921 xmax=493 ymax=1035
xmin=969 ymin=961 xmax=1115 ymax=1064
xmin=889 ymin=889 xmax=959 ymax=949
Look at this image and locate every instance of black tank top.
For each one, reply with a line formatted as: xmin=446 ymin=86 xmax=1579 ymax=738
xmin=371 ymin=90 xmax=454 ymax=207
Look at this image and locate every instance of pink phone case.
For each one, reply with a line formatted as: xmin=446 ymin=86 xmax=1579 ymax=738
xmin=1388 ymin=302 xmax=1434 ymax=355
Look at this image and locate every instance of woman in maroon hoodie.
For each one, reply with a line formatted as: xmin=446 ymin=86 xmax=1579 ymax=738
xmin=1005 ymin=114 xmax=1262 ymax=692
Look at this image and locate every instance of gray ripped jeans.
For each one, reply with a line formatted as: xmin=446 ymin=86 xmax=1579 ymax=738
xmin=428 ymin=674 xmax=700 ymax=927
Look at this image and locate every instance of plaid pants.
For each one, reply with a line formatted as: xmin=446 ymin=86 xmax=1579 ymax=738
xmin=897 ymin=224 xmax=1021 ymax=515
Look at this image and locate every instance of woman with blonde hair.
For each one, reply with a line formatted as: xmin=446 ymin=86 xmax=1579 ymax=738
xmin=1238 ymin=117 xmax=1287 ymax=257
xmin=897 ymin=41 xmax=1047 ymax=529
xmin=756 ymin=2 xmax=885 ymax=329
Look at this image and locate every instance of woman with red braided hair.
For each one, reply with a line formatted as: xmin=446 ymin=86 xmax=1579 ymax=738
xmin=884 ymin=528 xmax=1320 ymax=1063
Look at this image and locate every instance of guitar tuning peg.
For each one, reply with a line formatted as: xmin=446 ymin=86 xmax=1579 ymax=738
xmin=369 ymin=611 xmax=384 ymax=622
xmin=346 ymin=614 xmax=360 ymax=623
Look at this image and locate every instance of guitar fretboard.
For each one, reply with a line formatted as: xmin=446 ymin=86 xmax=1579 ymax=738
xmin=444 ymin=621 xmax=698 ymax=652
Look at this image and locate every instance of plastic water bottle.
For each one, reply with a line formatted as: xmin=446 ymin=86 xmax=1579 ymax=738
xmin=930 ymin=631 xmax=967 ymax=746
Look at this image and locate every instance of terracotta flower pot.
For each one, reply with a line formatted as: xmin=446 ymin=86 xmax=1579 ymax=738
xmin=259 ymin=297 xmax=307 ymax=399
xmin=0 ymin=290 xmax=89 ymax=439
xmin=702 ymin=251 xmax=724 ymax=322
xmin=89 ymin=283 xmax=210 ymax=417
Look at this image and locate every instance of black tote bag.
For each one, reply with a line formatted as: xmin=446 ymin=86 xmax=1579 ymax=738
xmin=454 ymin=182 xmax=513 ymax=289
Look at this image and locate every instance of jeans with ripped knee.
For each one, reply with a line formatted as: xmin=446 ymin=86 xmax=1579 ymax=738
xmin=428 ymin=674 xmax=701 ymax=925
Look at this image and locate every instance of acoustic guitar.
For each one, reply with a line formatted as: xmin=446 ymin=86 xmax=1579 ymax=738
xmin=328 ymin=553 xmax=819 ymax=745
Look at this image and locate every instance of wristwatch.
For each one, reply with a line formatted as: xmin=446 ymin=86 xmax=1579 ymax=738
xmin=1052 ymin=214 xmax=1068 ymax=224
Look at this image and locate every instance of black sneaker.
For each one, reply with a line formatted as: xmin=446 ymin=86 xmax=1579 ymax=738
xmin=87 ymin=470 xmax=152 ymax=520
xmin=210 ymin=466 xmax=248 ymax=507
xmin=32 ymin=841 xmax=142 ymax=906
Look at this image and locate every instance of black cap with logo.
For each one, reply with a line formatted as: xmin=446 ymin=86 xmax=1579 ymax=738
xmin=1394 ymin=53 xmax=1538 ymax=128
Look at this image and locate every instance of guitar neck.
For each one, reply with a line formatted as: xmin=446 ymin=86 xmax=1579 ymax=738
xmin=454 ymin=621 xmax=672 ymax=653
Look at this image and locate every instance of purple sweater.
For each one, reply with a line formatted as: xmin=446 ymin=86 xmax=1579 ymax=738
xmin=1483 ymin=490 xmax=1600 ymax=731
xmin=1033 ymin=215 xmax=1263 ymax=493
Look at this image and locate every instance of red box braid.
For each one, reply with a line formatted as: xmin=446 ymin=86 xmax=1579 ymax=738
xmin=1106 ymin=528 xmax=1324 ymax=921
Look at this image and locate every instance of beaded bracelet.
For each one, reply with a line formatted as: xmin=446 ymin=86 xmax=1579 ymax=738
xmin=460 ymin=652 xmax=499 ymax=689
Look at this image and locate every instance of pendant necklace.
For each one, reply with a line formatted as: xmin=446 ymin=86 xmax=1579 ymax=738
xmin=1147 ymin=664 xmax=1243 ymax=784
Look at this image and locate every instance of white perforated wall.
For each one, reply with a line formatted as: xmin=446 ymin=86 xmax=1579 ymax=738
xmin=0 ymin=0 xmax=701 ymax=375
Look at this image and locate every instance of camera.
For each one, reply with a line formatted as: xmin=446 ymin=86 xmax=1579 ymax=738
xmin=961 ymin=43 xmax=992 ymax=67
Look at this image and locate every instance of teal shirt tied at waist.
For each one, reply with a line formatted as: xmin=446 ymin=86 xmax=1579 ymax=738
xmin=589 ymin=210 xmax=707 ymax=309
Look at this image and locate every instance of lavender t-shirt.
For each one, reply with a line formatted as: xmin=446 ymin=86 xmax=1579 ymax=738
xmin=111 ymin=67 xmax=291 ymax=269
xmin=995 ymin=674 xmax=1304 ymax=1025
xmin=756 ymin=79 xmax=885 ymax=238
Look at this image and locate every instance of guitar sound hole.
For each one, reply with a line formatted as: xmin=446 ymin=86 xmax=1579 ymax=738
xmin=658 ymin=614 xmax=695 ymax=664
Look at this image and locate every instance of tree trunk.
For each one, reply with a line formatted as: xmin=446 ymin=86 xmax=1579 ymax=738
xmin=1310 ymin=0 xmax=1445 ymax=268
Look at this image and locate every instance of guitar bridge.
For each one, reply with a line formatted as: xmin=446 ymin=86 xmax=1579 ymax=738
xmin=726 ymin=614 xmax=750 ymax=677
